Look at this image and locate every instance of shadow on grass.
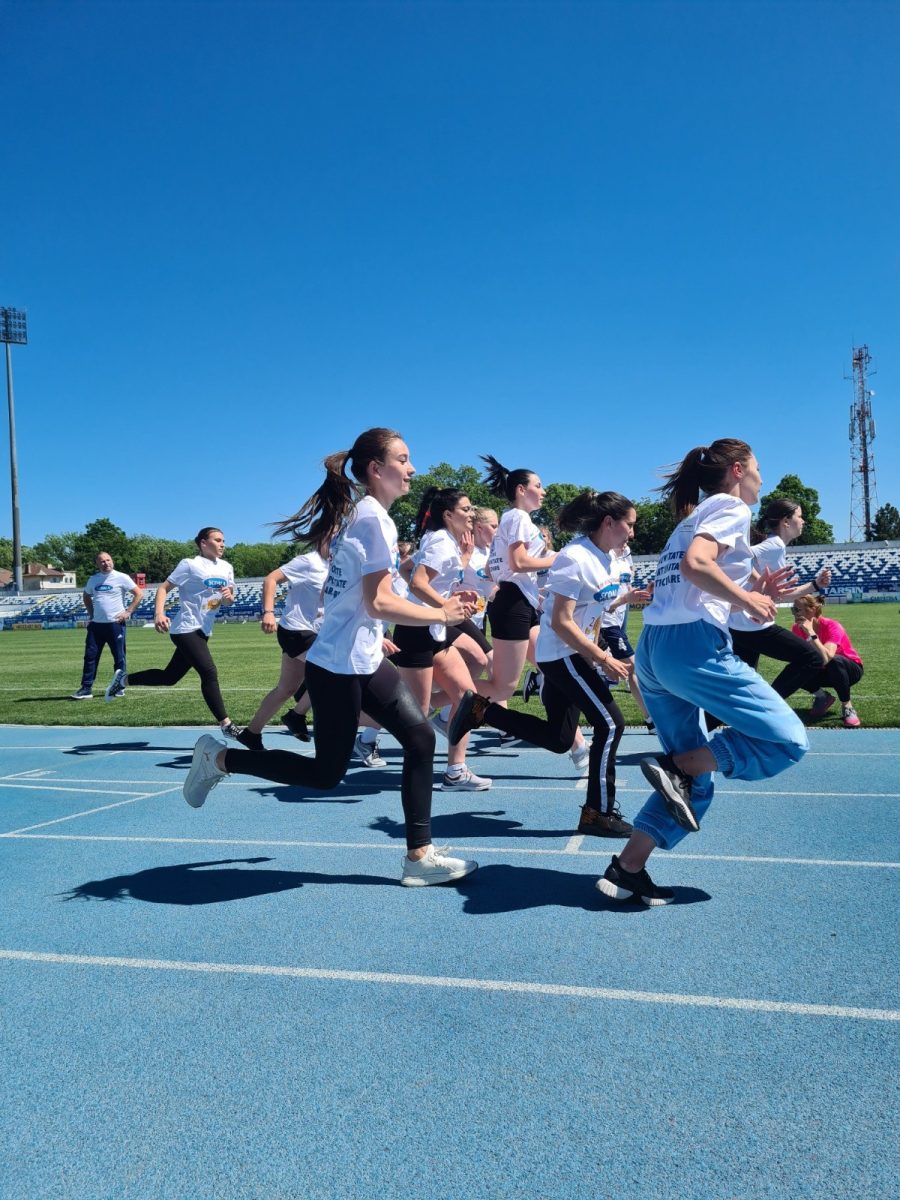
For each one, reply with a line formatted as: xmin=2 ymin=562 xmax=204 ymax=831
xmin=60 ymin=857 xmax=398 ymax=904
xmin=454 ymin=863 xmax=711 ymax=915
xmin=371 ymin=812 xmax=577 ymax=841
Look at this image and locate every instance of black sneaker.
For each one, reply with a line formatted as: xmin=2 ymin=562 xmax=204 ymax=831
xmin=596 ymin=855 xmax=674 ymax=906
xmin=70 ymin=687 xmax=93 ymax=700
xmin=236 ymin=727 xmax=265 ymax=752
xmin=221 ymin=721 xmax=243 ymax=742
xmin=282 ymin=709 xmax=310 ymax=742
xmin=640 ymin=753 xmax=699 ymax=832
xmin=448 ymin=691 xmax=491 ymax=745
xmin=522 ymin=669 xmax=542 ymax=703
xmin=577 ymin=804 xmax=633 ymax=838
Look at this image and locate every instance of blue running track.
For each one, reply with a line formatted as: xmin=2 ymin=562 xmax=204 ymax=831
xmin=1 ymin=723 xmax=898 ymax=1199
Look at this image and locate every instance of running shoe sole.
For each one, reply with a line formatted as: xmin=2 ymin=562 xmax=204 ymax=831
xmin=640 ymin=758 xmax=700 ymax=832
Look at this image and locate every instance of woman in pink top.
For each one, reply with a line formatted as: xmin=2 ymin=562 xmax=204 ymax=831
xmin=791 ymin=596 xmax=864 ymax=727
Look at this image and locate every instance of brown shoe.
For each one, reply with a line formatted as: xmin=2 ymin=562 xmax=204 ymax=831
xmin=448 ymin=690 xmax=491 ymax=744
xmin=577 ymin=804 xmax=633 ymax=838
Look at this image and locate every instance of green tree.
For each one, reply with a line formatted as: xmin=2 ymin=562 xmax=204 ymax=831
xmin=871 ymin=503 xmax=900 ymax=541
xmin=228 ymin=542 xmax=290 ymax=577
xmin=30 ymin=531 xmax=80 ymax=573
xmin=757 ymin=475 xmax=834 ymax=545
xmin=72 ymin=518 xmax=130 ymax=583
xmin=630 ymin=498 xmax=678 ymax=555
xmin=0 ymin=537 xmax=34 ymax=570
xmin=125 ymin=534 xmax=195 ymax=582
xmin=390 ymin=463 xmax=495 ymax=543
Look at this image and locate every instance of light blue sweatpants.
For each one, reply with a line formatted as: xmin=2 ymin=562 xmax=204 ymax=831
xmin=634 ymin=621 xmax=808 ymax=850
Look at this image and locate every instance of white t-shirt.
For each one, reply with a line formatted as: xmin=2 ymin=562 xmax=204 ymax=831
xmin=729 ymin=535 xmax=785 ymax=633
xmin=278 ymin=550 xmax=329 ymax=633
xmin=409 ymin=529 xmax=464 ymax=642
xmin=307 ymin=495 xmax=399 ymax=675
xmin=168 ymin=556 xmax=235 ymax=637
xmin=601 ymin=547 xmax=634 ymax=631
xmin=536 ymin=536 xmax=622 ymax=662
xmin=463 ymin=544 xmax=494 ymax=627
xmin=489 ymin=508 xmax=547 ymax=607
xmin=84 ymin=570 xmax=139 ymax=623
xmin=642 ymin=494 xmax=753 ymax=631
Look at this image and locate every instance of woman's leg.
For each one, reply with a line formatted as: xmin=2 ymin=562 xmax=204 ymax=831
xmin=128 ymin=638 xmax=193 ymax=688
xmin=486 ymin=637 xmax=529 ymax=702
xmin=545 ymin=657 xmax=626 ymax=817
xmin=816 ymin=657 xmax=863 ymax=704
xmin=740 ymin=625 xmax=822 ymax=700
xmin=221 ymin=661 xmax=360 ymax=788
xmin=169 ymin=631 xmax=229 ymax=724
xmin=432 ymin=646 xmax=480 ymax=768
xmin=247 ymin=653 xmax=307 ymax=734
xmin=359 ymin=661 xmax=436 ymax=852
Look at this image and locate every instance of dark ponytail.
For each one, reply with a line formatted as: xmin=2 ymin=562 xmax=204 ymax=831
xmin=753 ymin=497 xmax=799 ymax=545
xmin=658 ymin=438 xmax=753 ymax=518
xmin=480 ymin=454 xmax=536 ymax=503
xmin=272 ymin=427 xmax=402 ymax=553
xmin=557 ymin=491 xmax=633 ymax=535
xmin=194 ymin=527 xmax=222 ymax=550
xmin=414 ymin=487 xmax=467 ymax=538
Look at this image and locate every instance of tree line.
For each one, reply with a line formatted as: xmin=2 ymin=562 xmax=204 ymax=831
xmin=4 ymin=470 xmax=895 ymax=589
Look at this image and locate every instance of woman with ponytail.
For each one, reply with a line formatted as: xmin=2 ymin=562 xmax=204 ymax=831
xmin=391 ymin=486 xmax=493 ymax=791
xmin=450 ymin=491 xmax=640 ymax=838
xmin=721 ymin=498 xmax=832 ymax=715
xmin=588 ymin=439 xmax=808 ymax=905
xmin=181 ymin=428 xmax=477 ymax=888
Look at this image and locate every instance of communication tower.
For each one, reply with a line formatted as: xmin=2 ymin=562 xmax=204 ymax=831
xmin=848 ymin=344 xmax=878 ymax=541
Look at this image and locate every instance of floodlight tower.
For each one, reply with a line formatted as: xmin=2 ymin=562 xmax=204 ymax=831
xmin=848 ymin=345 xmax=878 ymax=542
xmin=1 ymin=307 xmax=27 ymax=591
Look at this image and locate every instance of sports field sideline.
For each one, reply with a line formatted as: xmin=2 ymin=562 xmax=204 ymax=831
xmin=1 ymin=714 xmax=897 ymax=1199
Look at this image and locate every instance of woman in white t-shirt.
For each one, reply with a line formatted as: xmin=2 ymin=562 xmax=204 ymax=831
xmin=234 ymin=543 xmax=331 ymax=750
xmin=450 ymin=491 xmax=640 ymax=839
xmin=595 ymin=439 xmax=808 ymax=906
xmin=392 ymin=487 xmax=493 ymax=792
xmin=182 ymin=427 xmax=478 ymax=888
xmin=127 ymin=527 xmax=240 ymax=736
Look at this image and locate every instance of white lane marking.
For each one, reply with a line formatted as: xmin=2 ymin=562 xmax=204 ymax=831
xmin=0 ymin=787 xmax=183 ymax=835
xmin=1 ymin=949 xmax=895 ymax=1023
xmin=0 ymin=783 xmax=146 ymax=796
xmin=3 ymin=832 xmax=898 ymax=870
xmin=0 ymin=769 xmax=51 ymax=779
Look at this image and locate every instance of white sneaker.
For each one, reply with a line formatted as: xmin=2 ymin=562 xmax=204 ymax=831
xmin=441 ymin=765 xmax=492 ymax=791
xmin=569 ymin=743 xmax=590 ymax=771
xmin=104 ymin=669 xmax=127 ymax=702
xmin=430 ymin=711 xmax=451 ymax=740
xmin=183 ymin=735 xmax=226 ymax=808
xmin=354 ymin=734 xmax=386 ymax=768
xmin=400 ymin=844 xmax=478 ymax=887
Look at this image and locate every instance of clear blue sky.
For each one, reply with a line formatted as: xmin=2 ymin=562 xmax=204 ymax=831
xmin=3 ymin=0 xmax=898 ymax=549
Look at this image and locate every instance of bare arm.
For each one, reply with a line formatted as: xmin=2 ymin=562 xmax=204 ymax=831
xmin=260 ymin=568 xmax=288 ymax=634
xmin=682 ymin=534 xmax=775 ymax=624
xmin=118 ymin=585 xmax=145 ymax=622
xmin=82 ymin=591 xmax=94 ymax=621
xmin=362 ymin=569 xmax=468 ymax=627
xmin=508 ymin=540 xmax=557 ymax=573
xmin=154 ymin=580 xmax=176 ymax=632
xmin=550 ymin=595 xmax=630 ymax=679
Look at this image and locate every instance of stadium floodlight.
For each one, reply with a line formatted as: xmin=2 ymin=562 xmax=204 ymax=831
xmin=1 ymin=307 xmax=27 ymax=592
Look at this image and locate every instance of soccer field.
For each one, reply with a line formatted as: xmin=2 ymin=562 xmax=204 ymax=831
xmin=1 ymin=603 xmax=897 ymax=728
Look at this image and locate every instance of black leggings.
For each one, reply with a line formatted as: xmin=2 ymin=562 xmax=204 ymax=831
xmin=128 ymin=631 xmax=227 ymax=722
xmin=807 ymin=657 xmax=864 ymax=703
xmin=478 ymin=655 xmax=625 ymax=814
xmin=223 ymin=659 xmax=435 ymax=850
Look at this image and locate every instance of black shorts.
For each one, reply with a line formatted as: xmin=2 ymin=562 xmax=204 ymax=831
xmin=487 ymin=581 xmax=539 ymax=641
xmin=276 ymin=626 xmax=317 ymax=659
xmin=600 ymin=626 xmax=634 ymax=660
xmin=391 ymin=622 xmax=448 ymax=669
xmin=446 ymin=618 xmax=492 ymax=656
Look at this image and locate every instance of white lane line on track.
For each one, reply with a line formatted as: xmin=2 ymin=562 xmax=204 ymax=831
xmin=0 ymin=782 xmax=147 ymax=796
xmin=1 ymin=949 xmax=896 ymax=1022
xmin=563 ymin=834 xmax=585 ymax=853
xmin=3 ymin=832 xmax=898 ymax=869
xmin=0 ymin=787 xmax=184 ymax=836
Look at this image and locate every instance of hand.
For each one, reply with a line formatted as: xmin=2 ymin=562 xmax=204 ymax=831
xmin=155 ymin=615 xmax=171 ymax=633
xmin=741 ymin=592 xmax=777 ymax=624
xmin=816 ymin=568 xmax=832 ymax=589
xmin=600 ymin=653 xmax=630 ymax=681
xmin=442 ymin=595 xmax=469 ymax=626
xmin=624 ymin=587 xmax=653 ymax=605
xmin=753 ymin=565 xmax=799 ymax=601
xmin=382 ymin=637 xmax=400 ymax=656
xmin=115 ymin=611 xmax=129 ymax=623
xmin=260 ymin=613 xmax=277 ymax=633
xmin=221 ymin=587 xmax=235 ymax=605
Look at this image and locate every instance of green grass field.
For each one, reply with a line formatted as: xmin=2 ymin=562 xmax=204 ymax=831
xmin=2 ymin=603 xmax=897 ymax=728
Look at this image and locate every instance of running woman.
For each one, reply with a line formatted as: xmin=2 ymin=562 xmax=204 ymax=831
xmin=722 ymin=498 xmax=831 ymax=715
xmin=234 ymin=542 xmax=331 ymax=750
xmin=595 ymin=439 xmax=808 ymax=905
xmin=393 ymin=487 xmax=492 ymax=791
xmin=181 ymin=428 xmax=477 ymax=888
xmin=450 ymin=492 xmax=637 ymax=837
xmin=126 ymin=528 xmax=241 ymax=737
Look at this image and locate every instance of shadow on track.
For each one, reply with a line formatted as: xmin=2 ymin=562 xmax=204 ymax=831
xmin=456 ymin=864 xmax=711 ymax=914
xmin=60 ymin=857 xmax=398 ymax=904
xmin=371 ymin=813 xmax=576 ymax=840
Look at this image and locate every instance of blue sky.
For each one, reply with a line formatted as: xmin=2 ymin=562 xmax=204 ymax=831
xmin=2 ymin=0 xmax=898 ymax=550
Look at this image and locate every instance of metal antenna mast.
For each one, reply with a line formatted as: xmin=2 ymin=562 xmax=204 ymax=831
xmin=848 ymin=344 xmax=878 ymax=541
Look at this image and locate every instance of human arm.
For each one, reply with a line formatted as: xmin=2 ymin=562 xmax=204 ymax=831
xmin=82 ymin=591 xmax=94 ymax=621
xmin=508 ymin=540 xmax=557 ymax=573
xmin=260 ymin=568 xmax=288 ymax=634
xmin=793 ymin=619 xmax=838 ymax=663
xmin=154 ymin=580 xmax=176 ymax=632
xmin=682 ymin=534 xmax=776 ymax=623
xmin=116 ymin=583 xmax=145 ymax=622
xmin=362 ymin=570 xmax=469 ymax=627
xmin=550 ymin=594 xmax=630 ymax=679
